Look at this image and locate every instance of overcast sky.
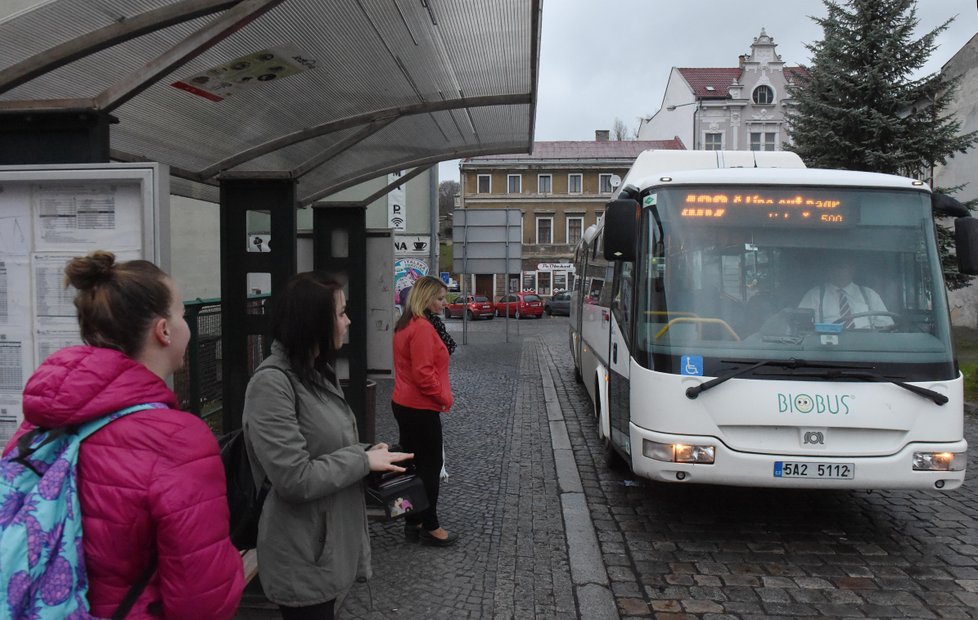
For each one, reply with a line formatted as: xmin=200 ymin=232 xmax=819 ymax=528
xmin=440 ymin=0 xmax=978 ymax=182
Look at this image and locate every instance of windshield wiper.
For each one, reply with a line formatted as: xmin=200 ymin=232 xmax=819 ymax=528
xmin=685 ymin=358 xmax=849 ymax=399
xmin=685 ymin=358 xmax=947 ymax=405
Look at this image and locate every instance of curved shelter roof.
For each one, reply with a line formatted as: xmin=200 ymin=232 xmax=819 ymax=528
xmin=0 ymin=0 xmax=541 ymax=205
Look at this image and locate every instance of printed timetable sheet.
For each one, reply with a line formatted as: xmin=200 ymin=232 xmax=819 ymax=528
xmin=0 ymin=164 xmax=166 ymax=445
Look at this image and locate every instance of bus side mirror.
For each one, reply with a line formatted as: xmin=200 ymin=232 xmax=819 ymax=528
xmin=955 ymin=217 xmax=978 ymax=275
xmin=933 ymin=192 xmax=969 ymax=217
xmin=603 ymin=199 xmax=640 ymax=261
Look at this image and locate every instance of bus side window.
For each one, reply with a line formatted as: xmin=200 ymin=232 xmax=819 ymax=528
xmin=612 ymin=261 xmax=634 ymax=346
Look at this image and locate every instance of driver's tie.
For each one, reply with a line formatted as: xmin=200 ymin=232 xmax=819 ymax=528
xmin=838 ymin=288 xmax=855 ymax=329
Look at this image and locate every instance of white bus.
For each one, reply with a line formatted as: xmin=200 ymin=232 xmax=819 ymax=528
xmin=570 ymin=150 xmax=978 ymax=490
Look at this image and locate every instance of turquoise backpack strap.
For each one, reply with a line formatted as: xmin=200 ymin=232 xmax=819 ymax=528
xmin=76 ymin=402 xmax=168 ymax=441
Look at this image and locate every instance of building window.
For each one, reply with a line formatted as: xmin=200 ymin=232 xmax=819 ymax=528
xmin=536 ymin=217 xmax=553 ymax=244
xmin=522 ymin=272 xmax=536 ymax=291
xmin=750 ymin=131 xmax=778 ymax=151
xmin=538 ymin=174 xmax=552 ymax=193
xmin=599 ymin=174 xmax=613 ymax=193
xmin=753 ymin=85 xmax=774 ymax=105
xmin=477 ymin=174 xmax=491 ymax=193
xmin=507 ymin=174 xmax=521 ymax=194
xmin=568 ymin=173 xmax=582 ymax=194
xmin=704 ymin=133 xmax=723 ymax=151
xmin=567 ymin=216 xmax=583 ymax=245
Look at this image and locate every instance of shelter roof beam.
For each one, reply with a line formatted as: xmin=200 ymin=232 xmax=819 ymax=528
xmin=293 ymin=118 xmax=396 ymax=179
xmin=196 ymin=93 xmax=531 ymax=179
xmin=0 ymin=0 xmax=238 ymax=95
xmin=95 ymin=0 xmax=287 ymax=113
xmin=300 ymin=144 xmax=528 ymax=205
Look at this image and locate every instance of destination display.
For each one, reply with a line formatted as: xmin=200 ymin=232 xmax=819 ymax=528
xmin=674 ymin=189 xmax=850 ymax=227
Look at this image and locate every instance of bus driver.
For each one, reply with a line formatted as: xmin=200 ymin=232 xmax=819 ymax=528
xmin=797 ymin=255 xmax=893 ymax=329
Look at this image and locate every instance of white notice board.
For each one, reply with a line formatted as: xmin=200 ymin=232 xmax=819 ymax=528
xmin=0 ymin=163 xmax=170 ymax=443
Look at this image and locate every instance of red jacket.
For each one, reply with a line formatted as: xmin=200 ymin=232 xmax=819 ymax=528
xmin=392 ymin=317 xmax=453 ymax=412
xmin=5 ymin=346 xmax=244 ymax=619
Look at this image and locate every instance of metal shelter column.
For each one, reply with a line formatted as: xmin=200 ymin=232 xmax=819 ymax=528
xmin=312 ymin=202 xmax=370 ymax=442
xmin=220 ymin=173 xmax=296 ymax=432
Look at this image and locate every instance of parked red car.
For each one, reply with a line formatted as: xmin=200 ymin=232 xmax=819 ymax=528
xmin=495 ymin=292 xmax=544 ymax=319
xmin=444 ymin=294 xmax=495 ymax=320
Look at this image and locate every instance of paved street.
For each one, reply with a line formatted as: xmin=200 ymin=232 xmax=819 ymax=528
xmin=239 ymin=316 xmax=978 ymax=619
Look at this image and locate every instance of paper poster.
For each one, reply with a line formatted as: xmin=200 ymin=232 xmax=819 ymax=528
xmin=0 ymin=257 xmax=30 ymax=328
xmin=32 ymin=183 xmax=143 ymax=251
xmin=171 ymin=45 xmax=317 ymax=102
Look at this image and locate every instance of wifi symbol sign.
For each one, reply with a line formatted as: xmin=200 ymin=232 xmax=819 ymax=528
xmin=391 ymin=217 xmax=405 ymax=228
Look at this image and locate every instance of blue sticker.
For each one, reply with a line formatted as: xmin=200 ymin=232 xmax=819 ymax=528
xmin=815 ymin=322 xmax=843 ymax=333
xmin=680 ymin=355 xmax=703 ymax=376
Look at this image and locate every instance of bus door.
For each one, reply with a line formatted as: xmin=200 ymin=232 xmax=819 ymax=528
xmin=607 ymin=260 xmax=635 ymax=454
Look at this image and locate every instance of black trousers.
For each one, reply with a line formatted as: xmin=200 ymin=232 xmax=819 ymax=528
xmin=391 ymin=401 xmax=443 ymax=531
xmin=278 ymin=599 xmax=334 ymax=620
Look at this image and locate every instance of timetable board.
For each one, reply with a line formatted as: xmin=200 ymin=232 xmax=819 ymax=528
xmin=0 ymin=163 xmax=170 ymax=444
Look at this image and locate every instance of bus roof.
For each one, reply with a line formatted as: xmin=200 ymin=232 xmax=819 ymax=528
xmin=613 ymin=150 xmax=931 ymax=198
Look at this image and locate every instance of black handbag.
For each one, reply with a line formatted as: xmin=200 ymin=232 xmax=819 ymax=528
xmin=366 ymin=464 xmax=428 ymax=520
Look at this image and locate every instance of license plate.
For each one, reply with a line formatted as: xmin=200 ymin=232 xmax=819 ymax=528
xmin=773 ymin=461 xmax=854 ymax=479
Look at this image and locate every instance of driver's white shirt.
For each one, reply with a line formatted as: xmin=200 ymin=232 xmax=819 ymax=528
xmin=798 ymin=282 xmax=893 ymax=328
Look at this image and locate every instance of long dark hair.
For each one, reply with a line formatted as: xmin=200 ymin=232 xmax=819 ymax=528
xmin=270 ymin=272 xmax=344 ymax=386
xmin=64 ymin=250 xmax=172 ymax=358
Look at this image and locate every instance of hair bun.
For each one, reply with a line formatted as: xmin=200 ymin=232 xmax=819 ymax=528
xmin=64 ymin=250 xmax=116 ymax=290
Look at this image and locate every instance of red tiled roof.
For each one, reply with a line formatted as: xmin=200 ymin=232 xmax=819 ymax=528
xmin=678 ymin=66 xmax=810 ymax=98
xmin=678 ymin=68 xmax=742 ymax=98
xmin=464 ymin=138 xmax=685 ymax=163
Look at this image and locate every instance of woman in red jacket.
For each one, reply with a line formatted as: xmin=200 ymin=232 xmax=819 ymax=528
xmin=6 ymin=251 xmax=244 ymax=619
xmin=392 ymin=275 xmax=458 ymax=546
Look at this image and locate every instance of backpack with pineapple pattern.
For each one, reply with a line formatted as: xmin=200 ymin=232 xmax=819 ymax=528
xmin=0 ymin=403 xmax=165 ymax=620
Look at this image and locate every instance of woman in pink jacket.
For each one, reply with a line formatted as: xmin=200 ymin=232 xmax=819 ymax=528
xmin=391 ymin=275 xmax=457 ymax=547
xmin=5 ymin=251 xmax=244 ymax=619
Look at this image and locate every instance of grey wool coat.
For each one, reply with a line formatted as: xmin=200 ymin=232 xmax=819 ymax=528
xmin=242 ymin=341 xmax=372 ymax=607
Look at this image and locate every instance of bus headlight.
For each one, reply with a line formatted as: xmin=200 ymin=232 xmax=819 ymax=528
xmin=643 ymin=440 xmax=715 ymax=464
xmin=913 ymin=451 xmax=966 ymax=471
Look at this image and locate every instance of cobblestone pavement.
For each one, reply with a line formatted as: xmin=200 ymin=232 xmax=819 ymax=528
xmin=238 ymin=316 xmax=978 ymax=619
xmin=238 ymin=316 xmax=578 ymax=619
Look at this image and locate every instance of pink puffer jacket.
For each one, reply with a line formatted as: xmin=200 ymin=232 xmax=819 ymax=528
xmin=5 ymin=346 xmax=244 ymax=619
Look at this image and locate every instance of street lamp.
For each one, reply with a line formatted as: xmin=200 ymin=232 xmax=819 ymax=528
xmin=666 ymin=100 xmax=701 ymax=150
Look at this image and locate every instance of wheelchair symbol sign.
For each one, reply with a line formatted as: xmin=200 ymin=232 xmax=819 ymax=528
xmin=681 ymin=355 xmax=703 ymax=376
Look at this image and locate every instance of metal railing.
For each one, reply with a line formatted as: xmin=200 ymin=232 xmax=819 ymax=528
xmin=172 ymin=295 xmax=269 ymax=435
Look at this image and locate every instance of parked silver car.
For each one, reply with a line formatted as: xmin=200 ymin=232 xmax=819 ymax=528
xmin=545 ymin=291 xmax=571 ymax=316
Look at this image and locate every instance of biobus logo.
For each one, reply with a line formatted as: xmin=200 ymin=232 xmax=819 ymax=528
xmin=778 ymin=393 xmax=852 ymax=415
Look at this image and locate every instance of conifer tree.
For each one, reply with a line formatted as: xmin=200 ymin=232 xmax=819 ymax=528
xmin=787 ymin=0 xmax=977 ymax=288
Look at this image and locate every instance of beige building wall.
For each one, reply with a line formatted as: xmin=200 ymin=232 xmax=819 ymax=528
xmin=460 ymin=158 xmax=635 ymax=297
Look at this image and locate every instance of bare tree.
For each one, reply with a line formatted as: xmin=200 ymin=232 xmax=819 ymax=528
xmin=612 ymin=117 xmax=638 ymax=140
xmin=438 ymin=180 xmax=459 ymax=216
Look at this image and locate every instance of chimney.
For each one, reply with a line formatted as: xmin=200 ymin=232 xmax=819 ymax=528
xmin=595 ymin=129 xmax=610 ymax=142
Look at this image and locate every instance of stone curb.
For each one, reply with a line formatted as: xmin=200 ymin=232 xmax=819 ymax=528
xmin=539 ymin=353 xmax=620 ymax=620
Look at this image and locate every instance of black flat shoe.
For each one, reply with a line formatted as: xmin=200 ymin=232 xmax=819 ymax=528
xmin=419 ymin=529 xmax=458 ymax=547
xmin=404 ymin=524 xmax=421 ymax=542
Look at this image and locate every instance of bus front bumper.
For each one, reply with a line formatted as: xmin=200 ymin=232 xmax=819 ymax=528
xmin=628 ymin=427 xmax=967 ymax=490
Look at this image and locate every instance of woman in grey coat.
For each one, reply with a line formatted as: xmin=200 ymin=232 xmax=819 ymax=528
xmin=243 ymin=272 xmax=411 ymax=620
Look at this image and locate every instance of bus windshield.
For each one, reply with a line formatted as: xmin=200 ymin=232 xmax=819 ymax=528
xmin=633 ymin=185 xmax=955 ymax=379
